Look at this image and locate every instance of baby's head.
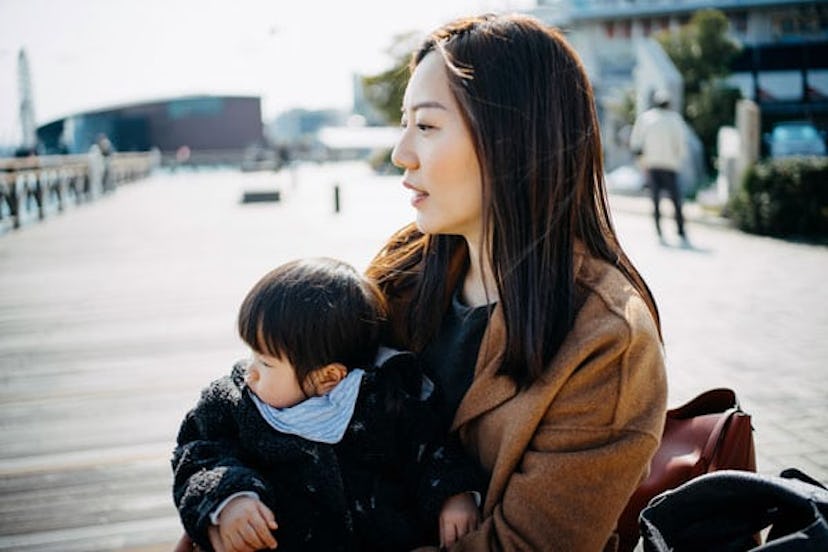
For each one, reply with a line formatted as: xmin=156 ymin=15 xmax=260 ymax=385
xmin=238 ymin=257 xmax=386 ymax=408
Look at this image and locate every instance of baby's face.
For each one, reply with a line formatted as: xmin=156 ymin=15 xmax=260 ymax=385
xmin=246 ymin=351 xmax=306 ymax=408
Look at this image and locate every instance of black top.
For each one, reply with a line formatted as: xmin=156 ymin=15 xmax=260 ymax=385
xmin=420 ymin=285 xmax=494 ymax=430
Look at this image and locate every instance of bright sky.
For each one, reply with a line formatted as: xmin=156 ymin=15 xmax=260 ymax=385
xmin=0 ymin=0 xmax=536 ymax=147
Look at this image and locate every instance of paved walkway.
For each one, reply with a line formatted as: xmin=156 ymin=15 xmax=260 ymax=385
xmin=609 ymin=190 xmax=827 ymax=481
xmin=0 ymin=162 xmax=825 ymax=551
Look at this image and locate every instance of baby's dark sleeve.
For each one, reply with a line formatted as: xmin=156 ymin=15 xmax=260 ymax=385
xmin=171 ymin=376 xmax=272 ymax=550
xmin=415 ymin=432 xmax=488 ymax=523
xmin=382 ymin=352 xmax=488 ymax=524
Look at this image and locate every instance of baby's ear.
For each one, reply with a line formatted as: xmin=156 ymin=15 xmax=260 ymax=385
xmin=310 ymin=363 xmax=347 ymax=396
xmin=245 ymin=365 xmax=260 ymax=384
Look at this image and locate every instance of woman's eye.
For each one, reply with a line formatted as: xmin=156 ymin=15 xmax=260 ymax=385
xmin=399 ymin=117 xmax=435 ymax=132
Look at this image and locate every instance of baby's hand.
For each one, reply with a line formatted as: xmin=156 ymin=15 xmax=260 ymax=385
xmin=439 ymin=492 xmax=480 ymax=549
xmin=216 ymin=496 xmax=278 ymax=551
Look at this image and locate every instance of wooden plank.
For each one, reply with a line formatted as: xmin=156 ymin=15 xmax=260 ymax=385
xmin=0 ymin=163 xmax=411 ymax=550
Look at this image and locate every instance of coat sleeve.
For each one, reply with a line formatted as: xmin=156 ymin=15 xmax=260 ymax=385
xmin=454 ymin=299 xmax=667 ymax=552
xmin=171 ymin=377 xmax=273 ymax=551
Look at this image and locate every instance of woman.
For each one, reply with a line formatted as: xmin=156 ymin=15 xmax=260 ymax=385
xmin=364 ymin=13 xmax=667 ymax=551
xmin=185 ymin=12 xmax=666 ymax=552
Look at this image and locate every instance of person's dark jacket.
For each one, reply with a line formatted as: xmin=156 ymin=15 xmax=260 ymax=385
xmin=172 ymin=348 xmax=485 ymax=552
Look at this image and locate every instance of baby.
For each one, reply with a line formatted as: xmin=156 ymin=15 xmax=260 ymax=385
xmin=172 ymin=258 xmax=484 ymax=551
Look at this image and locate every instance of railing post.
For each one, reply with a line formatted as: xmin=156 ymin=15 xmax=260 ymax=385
xmin=34 ymin=170 xmax=45 ymax=220
xmin=0 ymin=152 xmax=155 ymax=231
xmin=11 ymin=174 xmax=22 ymax=229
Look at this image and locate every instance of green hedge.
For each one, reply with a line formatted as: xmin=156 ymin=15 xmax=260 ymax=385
xmin=728 ymin=157 xmax=828 ymax=239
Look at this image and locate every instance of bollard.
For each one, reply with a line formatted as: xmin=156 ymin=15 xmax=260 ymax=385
xmin=334 ymin=184 xmax=340 ymax=213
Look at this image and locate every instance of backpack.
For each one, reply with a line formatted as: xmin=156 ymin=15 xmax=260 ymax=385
xmin=639 ymin=468 xmax=828 ymax=551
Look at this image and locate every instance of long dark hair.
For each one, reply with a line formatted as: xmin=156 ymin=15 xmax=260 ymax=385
xmin=368 ymin=14 xmax=660 ymax=387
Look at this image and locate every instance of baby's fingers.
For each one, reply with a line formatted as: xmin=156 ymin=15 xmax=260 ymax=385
xmin=248 ymin=520 xmax=277 ymax=550
xmin=440 ymin=519 xmax=459 ymax=549
xmin=252 ymin=503 xmax=278 ymax=549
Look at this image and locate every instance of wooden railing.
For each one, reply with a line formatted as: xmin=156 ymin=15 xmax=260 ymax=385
xmin=0 ymin=151 xmax=157 ymax=230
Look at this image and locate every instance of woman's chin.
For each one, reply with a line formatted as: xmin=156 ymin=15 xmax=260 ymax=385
xmin=414 ymin=216 xmax=433 ymax=234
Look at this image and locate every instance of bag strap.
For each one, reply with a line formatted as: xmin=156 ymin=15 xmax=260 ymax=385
xmin=782 ymin=468 xmax=828 ymax=490
xmin=670 ymin=388 xmax=750 ymax=474
xmin=668 ymin=388 xmax=737 ymax=419
xmin=700 ymin=406 xmax=741 ymax=473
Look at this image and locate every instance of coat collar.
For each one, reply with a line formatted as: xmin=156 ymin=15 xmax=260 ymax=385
xmin=449 ymin=240 xmax=588 ymax=431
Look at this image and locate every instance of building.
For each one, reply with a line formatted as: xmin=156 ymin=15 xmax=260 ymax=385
xmin=530 ymin=0 xmax=828 ymax=168
xmin=729 ymin=38 xmax=828 ymax=125
xmin=37 ymin=95 xmax=264 ymax=159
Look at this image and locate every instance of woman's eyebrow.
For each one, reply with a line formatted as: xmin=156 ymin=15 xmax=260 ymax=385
xmin=401 ymin=101 xmax=448 ymax=113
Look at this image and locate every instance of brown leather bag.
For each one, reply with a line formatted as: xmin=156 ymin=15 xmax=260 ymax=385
xmin=616 ymin=388 xmax=757 ymax=552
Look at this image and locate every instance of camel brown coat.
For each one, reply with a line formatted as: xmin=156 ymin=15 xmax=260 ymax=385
xmin=381 ymin=244 xmax=667 ymax=551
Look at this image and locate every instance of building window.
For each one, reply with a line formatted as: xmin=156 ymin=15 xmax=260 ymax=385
xmin=771 ymin=6 xmax=828 ymax=39
xmin=605 ymin=21 xmax=615 ymax=38
xmin=819 ymin=4 xmax=828 ymax=33
xmin=167 ymin=98 xmax=224 ymax=119
xmin=730 ymin=11 xmax=747 ymax=35
xmin=618 ymin=20 xmax=631 ymax=38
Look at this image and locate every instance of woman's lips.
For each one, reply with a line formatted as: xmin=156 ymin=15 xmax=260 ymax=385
xmin=403 ymin=181 xmax=428 ymax=208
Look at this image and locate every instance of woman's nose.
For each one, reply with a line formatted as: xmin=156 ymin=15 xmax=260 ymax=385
xmin=391 ymin=136 xmax=417 ymax=170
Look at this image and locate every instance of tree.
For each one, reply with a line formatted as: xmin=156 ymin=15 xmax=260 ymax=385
xmin=361 ymin=32 xmax=421 ymax=125
xmin=360 ymin=32 xmax=421 ymax=172
xmin=656 ymin=9 xmax=742 ymax=172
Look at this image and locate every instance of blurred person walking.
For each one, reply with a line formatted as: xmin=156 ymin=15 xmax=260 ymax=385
xmin=96 ymin=133 xmax=115 ymax=192
xmin=630 ymin=89 xmax=688 ymax=244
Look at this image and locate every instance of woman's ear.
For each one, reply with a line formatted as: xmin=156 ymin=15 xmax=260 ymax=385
xmin=309 ymin=363 xmax=347 ymax=396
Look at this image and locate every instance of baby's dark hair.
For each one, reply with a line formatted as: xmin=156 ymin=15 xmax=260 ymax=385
xmin=238 ymin=258 xmax=387 ymax=382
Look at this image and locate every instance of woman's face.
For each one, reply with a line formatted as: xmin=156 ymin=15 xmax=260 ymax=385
xmin=392 ymin=51 xmax=483 ymax=243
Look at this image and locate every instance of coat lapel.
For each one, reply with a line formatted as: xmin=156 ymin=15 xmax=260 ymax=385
xmin=449 ymin=244 xmax=587 ymax=433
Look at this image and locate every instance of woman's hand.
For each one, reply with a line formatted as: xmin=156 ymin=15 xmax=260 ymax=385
xmin=211 ymin=496 xmax=278 ymax=551
xmin=439 ymin=492 xmax=480 ymax=549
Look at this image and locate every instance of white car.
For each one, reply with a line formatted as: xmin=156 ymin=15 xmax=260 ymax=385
xmin=766 ymin=121 xmax=827 ymax=158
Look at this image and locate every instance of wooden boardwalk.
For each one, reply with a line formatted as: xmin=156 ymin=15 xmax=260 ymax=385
xmin=1 ymin=162 xmax=826 ymax=550
xmin=0 ymin=163 xmax=412 ymax=551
